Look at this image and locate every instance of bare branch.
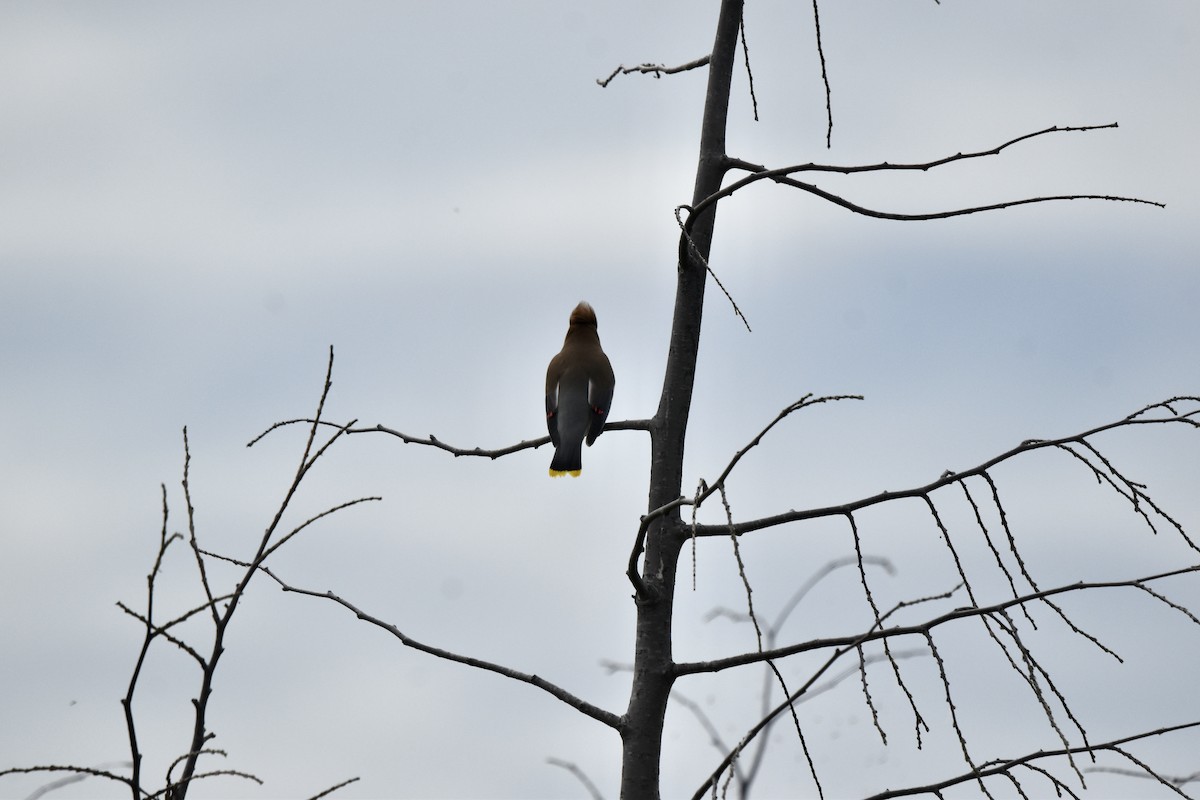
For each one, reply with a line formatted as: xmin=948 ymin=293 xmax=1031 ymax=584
xmin=690 ymin=123 xmax=1162 ymax=230
xmin=674 ymin=563 xmax=1200 ymax=676
xmin=704 ymin=556 xmax=898 ymax=789
xmin=10 ymin=763 xmax=134 ymax=800
xmin=248 ymin=418 xmax=651 ymax=458
xmin=261 ymin=566 xmax=623 ymax=731
xmin=259 ymin=496 xmax=382 ymax=563
xmin=923 ymin=631 xmax=988 ymax=797
xmin=153 ymin=763 xmax=262 ymax=800
xmin=986 ymin=612 xmax=1090 ymax=781
xmin=690 ymin=628 xmax=931 ymax=799
xmin=1055 ymin=437 xmax=1200 ymax=552
xmin=979 ymin=470 xmax=1124 ymax=662
xmin=861 ymin=721 xmax=1200 ymax=799
xmin=674 ymin=205 xmax=752 ymax=331
xmin=728 ymin=123 xmax=1124 ymax=180
xmin=759 ymin=179 xmax=1155 ymax=225
xmin=690 ymin=580 xmax=957 ymax=800
xmin=0 ymin=765 xmax=135 ymax=794
xmin=596 ymin=55 xmax=711 ymax=87
xmin=958 ymin=479 xmax=1035 ymax=625
xmin=675 ymin=393 xmax=864 ymax=520
xmin=683 ymin=649 xmax=930 ymax=800
xmin=304 ymin=777 xmax=362 ymax=800
xmin=1088 ymin=764 xmax=1200 ymax=790
xmin=122 ymin=485 xmax=176 ymax=796
xmin=629 ymin=395 xmax=861 ymax=597
xmin=115 ymin=601 xmax=209 ymax=666
xmin=690 ymin=398 xmax=1200 ymax=538
xmin=738 ymin=14 xmax=758 ymax=122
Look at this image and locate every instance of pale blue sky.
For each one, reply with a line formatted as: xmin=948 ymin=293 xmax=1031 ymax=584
xmin=2 ymin=3 xmax=1199 ymax=798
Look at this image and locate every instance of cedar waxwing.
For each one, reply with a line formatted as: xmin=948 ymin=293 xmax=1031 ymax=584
xmin=545 ymin=302 xmax=615 ymax=477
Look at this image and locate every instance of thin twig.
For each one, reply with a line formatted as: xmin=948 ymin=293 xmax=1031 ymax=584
xmin=304 ymin=777 xmax=362 ymax=800
xmin=739 ymin=14 xmax=758 ymax=121
xmin=675 ymin=205 xmax=752 ymax=332
xmin=675 ymin=393 xmax=864 ymax=519
xmin=811 ymin=0 xmax=832 ymax=146
xmin=596 ymin=55 xmax=711 ymax=87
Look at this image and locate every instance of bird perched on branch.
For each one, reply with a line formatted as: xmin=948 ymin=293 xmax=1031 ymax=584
xmin=545 ymin=302 xmax=615 ymax=477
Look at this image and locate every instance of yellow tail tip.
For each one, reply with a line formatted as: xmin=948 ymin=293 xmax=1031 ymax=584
xmin=549 ymin=468 xmax=582 ymax=478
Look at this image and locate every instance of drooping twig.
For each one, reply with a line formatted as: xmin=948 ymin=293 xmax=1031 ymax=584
xmin=719 ymin=484 xmax=823 ymax=799
xmin=738 ymin=13 xmax=758 ymax=121
xmin=846 ymin=511 xmax=925 ymax=747
xmin=674 ymin=204 xmax=752 ymax=332
xmin=985 ymin=611 xmax=1090 ymax=785
xmin=687 ymin=398 xmax=1200 ymax=538
xmin=924 ymin=631 xmax=990 ymax=798
xmin=979 ymin=470 xmax=1123 ymax=662
xmin=703 ymin=556 xmax=900 ymax=792
xmin=1053 ymin=437 xmax=1200 ymax=552
xmin=691 ymin=587 xmax=955 ymax=800
xmin=810 ymin=0 xmax=832 ymax=147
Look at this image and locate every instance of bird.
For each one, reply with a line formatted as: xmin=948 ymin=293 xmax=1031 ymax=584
xmin=545 ymin=301 xmax=615 ymax=477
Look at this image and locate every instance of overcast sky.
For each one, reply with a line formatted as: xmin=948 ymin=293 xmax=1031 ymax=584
xmin=2 ymin=3 xmax=1199 ymax=799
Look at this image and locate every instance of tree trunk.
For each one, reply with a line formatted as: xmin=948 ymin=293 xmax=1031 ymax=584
xmin=619 ymin=1 xmax=742 ymax=797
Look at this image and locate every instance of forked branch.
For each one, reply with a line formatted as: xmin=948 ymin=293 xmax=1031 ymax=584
xmin=681 ymin=123 xmax=1161 ymax=239
xmin=627 ymin=394 xmax=861 ymax=597
xmin=3 ymin=347 xmax=366 ymax=800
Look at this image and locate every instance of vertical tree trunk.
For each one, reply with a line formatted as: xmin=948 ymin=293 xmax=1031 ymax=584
xmin=619 ymin=2 xmax=742 ymax=797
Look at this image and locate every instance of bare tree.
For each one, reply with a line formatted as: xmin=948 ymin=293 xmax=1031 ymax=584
xmin=5 ymin=3 xmax=1198 ymax=799
xmin=1 ymin=352 xmax=366 ymax=800
xmin=267 ymin=3 xmax=1199 ymax=797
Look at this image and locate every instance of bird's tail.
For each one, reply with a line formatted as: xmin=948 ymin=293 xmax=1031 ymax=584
xmin=549 ymin=443 xmax=583 ymax=477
